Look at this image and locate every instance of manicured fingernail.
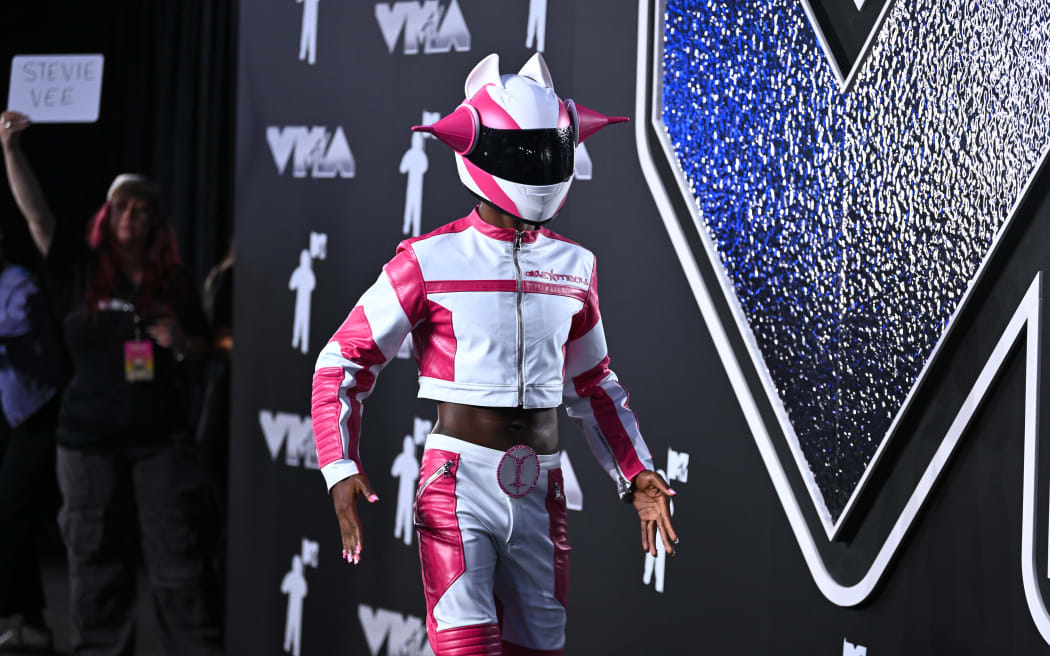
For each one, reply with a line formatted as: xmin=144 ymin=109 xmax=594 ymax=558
xmin=667 ymin=488 xmax=678 ymax=496
xmin=368 ymin=494 xmax=379 ymax=503
xmin=674 ymin=538 xmax=680 ymax=544
xmin=342 ymin=549 xmax=347 ymax=559
xmin=353 ymin=554 xmax=360 ymax=565
xmin=355 ymin=544 xmax=361 ymax=555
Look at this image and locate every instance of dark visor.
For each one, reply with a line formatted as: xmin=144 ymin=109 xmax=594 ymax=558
xmin=466 ymin=126 xmax=575 ymax=186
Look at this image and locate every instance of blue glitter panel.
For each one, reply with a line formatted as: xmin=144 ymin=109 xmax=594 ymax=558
xmin=661 ymin=0 xmax=1050 ymax=521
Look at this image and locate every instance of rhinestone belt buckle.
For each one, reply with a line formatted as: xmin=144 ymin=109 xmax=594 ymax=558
xmin=497 ymin=445 xmax=540 ymax=498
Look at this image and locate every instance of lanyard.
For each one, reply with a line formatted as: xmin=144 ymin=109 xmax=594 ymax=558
xmin=97 ymin=298 xmax=142 ymax=340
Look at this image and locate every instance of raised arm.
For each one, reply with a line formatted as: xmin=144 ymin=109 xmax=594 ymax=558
xmin=1 ymin=111 xmax=56 ymax=255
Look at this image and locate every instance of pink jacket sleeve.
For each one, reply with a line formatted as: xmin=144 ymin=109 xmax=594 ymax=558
xmin=311 ymin=244 xmax=427 ymax=491
xmin=562 ymin=257 xmax=654 ymax=498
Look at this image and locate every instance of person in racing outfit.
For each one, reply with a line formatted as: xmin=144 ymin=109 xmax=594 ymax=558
xmin=311 ymin=53 xmax=678 ymax=656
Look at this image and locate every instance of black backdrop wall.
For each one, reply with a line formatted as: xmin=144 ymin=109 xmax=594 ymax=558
xmin=230 ymin=1 xmax=1050 ymax=655
xmin=6 ymin=0 xmax=1050 ymax=654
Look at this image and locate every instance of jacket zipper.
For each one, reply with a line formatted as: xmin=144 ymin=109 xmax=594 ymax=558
xmin=513 ymin=230 xmax=525 ymax=407
xmin=594 ymin=424 xmax=632 ymax=497
xmin=416 ymin=459 xmax=454 ymax=504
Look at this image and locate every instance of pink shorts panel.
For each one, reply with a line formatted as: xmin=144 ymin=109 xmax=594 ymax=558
xmin=415 ymin=448 xmax=465 ymax=638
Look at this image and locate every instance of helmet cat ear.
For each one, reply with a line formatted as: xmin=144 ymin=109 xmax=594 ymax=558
xmin=567 ymin=100 xmax=630 ymax=144
xmin=517 ymin=53 xmax=555 ymax=91
xmin=465 ymin=53 xmax=502 ymax=99
xmin=412 ymin=105 xmax=480 ymax=155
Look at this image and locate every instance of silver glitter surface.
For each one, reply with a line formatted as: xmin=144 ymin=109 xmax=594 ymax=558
xmin=662 ymin=0 xmax=1050 ymax=521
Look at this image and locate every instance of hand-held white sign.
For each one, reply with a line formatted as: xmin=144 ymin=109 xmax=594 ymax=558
xmin=8 ymin=55 xmax=104 ymax=123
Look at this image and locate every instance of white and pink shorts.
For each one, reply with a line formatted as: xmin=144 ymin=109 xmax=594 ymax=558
xmin=414 ymin=433 xmax=570 ymax=656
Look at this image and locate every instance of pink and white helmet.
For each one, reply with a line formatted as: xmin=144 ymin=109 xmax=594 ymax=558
xmin=413 ymin=53 xmax=627 ymax=224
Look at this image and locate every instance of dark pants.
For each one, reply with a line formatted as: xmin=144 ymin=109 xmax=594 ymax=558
xmin=57 ymin=440 xmax=222 ymax=656
xmin=0 ymin=399 xmax=58 ymax=620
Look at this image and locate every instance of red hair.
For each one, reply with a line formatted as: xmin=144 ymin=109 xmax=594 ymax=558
xmin=83 ymin=200 xmax=187 ymax=316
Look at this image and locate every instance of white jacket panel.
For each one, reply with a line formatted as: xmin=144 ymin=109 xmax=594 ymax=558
xmin=312 ymin=209 xmax=653 ymax=494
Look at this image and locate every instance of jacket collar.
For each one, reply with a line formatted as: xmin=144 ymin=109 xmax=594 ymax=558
xmin=467 ymin=207 xmax=542 ymax=244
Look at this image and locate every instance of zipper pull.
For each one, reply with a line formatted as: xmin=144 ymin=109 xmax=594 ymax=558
xmin=442 ymin=460 xmax=453 ymax=477
xmin=514 ymin=230 xmax=522 ymax=252
xmin=617 ymin=476 xmax=632 ymax=501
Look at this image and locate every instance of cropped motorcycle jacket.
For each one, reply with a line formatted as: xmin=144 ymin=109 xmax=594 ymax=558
xmin=311 ymin=209 xmax=654 ymax=496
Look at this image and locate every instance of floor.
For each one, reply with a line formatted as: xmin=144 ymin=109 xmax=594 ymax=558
xmin=4 ymin=549 xmax=164 ymax=656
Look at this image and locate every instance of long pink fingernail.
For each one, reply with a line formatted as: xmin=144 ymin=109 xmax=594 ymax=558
xmin=368 ymin=494 xmax=379 ymax=503
xmin=353 ymin=554 xmax=360 ymax=565
xmin=342 ymin=549 xmax=347 ymax=559
xmin=667 ymin=488 xmax=678 ymax=496
xmin=355 ymin=544 xmax=361 ymax=555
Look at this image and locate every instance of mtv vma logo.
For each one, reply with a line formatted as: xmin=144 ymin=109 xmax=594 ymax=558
xmin=260 ymin=410 xmax=318 ymax=470
xmin=638 ymin=0 xmax=1050 ymax=638
xmin=267 ymin=126 xmax=355 ymax=178
xmin=400 ymin=110 xmax=440 ymax=237
xmin=843 ymin=639 xmax=867 ymax=656
xmin=797 ymin=0 xmax=893 ymax=88
xmin=358 ymin=605 xmax=433 ymax=656
xmin=281 ymin=537 xmax=319 ymax=656
xmin=391 ymin=417 xmax=433 ymax=546
xmin=375 ymin=0 xmax=470 ymax=55
xmin=524 ymin=0 xmax=547 ymax=52
xmin=289 ymin=232 xmax=328 ymax=355
xmin=296 ymin=0 xmax=320 ymax=65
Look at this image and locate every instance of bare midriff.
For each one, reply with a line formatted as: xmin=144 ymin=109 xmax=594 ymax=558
xmin=434 ymin=402 xmax=559 ymax=455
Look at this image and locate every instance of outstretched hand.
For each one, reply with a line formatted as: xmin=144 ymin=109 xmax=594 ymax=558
xmin=331 ymin=473 xmax=379 ymax=565
xmin=631 ymin=470 xmax=678 ymax=557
